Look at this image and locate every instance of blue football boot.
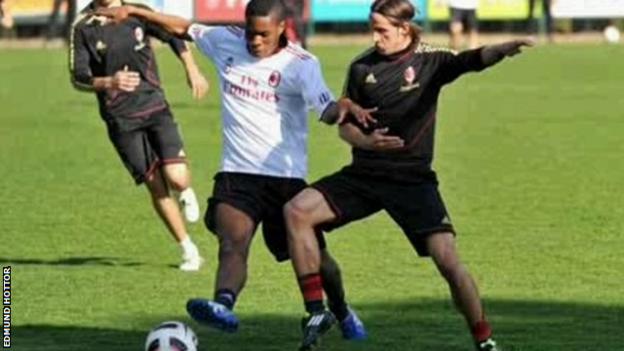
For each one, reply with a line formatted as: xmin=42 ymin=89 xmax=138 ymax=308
xmin=339 ymin=307 xmax=367 ymax=340
xmin=186 ymin=298 xmax=239 ymax=333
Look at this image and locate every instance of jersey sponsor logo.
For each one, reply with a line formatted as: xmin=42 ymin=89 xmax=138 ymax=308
xmin=400 ymin=65 xmax=420 ymax=92
xmin=134 ymin=27 xmax=145 ymax=51
xmin=224 ymin=81 xmax=280 ymax=103
xmin=318 ymin=92 xmax=331 ymax=106
xmin=268 ymin=71 xmax=281 ymax=88
xmin=365 ymin=72 xmax=377 ymax=84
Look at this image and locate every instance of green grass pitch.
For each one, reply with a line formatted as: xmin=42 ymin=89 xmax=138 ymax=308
xmin=1 ymin=42 xmax=623 ymax=350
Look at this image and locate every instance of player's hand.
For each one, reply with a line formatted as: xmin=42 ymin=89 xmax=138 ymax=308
xmin=111 ymin=66 xmax=140 ymax=92
xmin=94 ymin=5 xmax=133 ymax=23
xmin=336 ymin=98 xmax=377 ymax=127
xmin=361 ymin=128 xmax=405 ymax=151
xmin=502 ymin=38 xmax=535 ymax=57
xmin=186 ymin=68 xmax=209 ymax=99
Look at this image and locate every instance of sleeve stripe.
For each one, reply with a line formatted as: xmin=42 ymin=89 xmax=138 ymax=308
xmin=69 ymin=13 xmax=95 ymax=92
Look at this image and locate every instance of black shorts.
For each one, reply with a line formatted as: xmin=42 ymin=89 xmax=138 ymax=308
xmin=312 ymin=170 xmax=454 ymax=257
xmin=450 ymin=7 xmax=478 ymax=31
xmin=205 ymin=172 xmax=327 ymax=262
xmin=106 ymin=109 xmax=185 ymax=185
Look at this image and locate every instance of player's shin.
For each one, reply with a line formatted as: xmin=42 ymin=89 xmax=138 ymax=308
xmin=319 ymin=251 xmax=348 ymax=321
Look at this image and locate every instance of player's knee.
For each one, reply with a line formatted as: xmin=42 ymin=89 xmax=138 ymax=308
xmin=218 ymin=234 xmax=250 ymax=258
xmin=145 ymin=176 xmax=169 ymax=199
xmin=434 ymin=253 xmax=462 ymax=281
xmin=167 ymin=172 xmax=189 ymax=192
xmin=283 ymin=200 xmax=313 ymax=229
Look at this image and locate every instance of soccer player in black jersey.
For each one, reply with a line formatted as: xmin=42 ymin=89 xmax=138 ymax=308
xmin=69 ymin=0 xmax=209 ymax=271
xmin=284 ymin=0 xmax=533 ymax=350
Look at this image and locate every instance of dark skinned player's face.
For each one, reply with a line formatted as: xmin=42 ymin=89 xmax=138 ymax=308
xmin=245 ymin=15 xmax=285 ymax=58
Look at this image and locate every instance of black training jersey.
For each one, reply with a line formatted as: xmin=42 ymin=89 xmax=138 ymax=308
xmin=69 ymin=2 xmax=187 ymax=122
xmin=343 ymin=42 xmax=488 ymax=182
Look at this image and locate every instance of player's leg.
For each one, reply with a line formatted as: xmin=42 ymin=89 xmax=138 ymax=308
xmin=187 ymin=173 xmax=261 ymax=332
xmin=543 ymin=0 xmax=554 ymax=42
xmin=285 ymin=172 xmax=380 ymax=350
xmin=319 ymin=249 xmax=367 ymax=340
xmin=386 ymin=181 xmax=497 ymax=351
xmin=0 ymin=0 xmax=15 ymax=38
xmin=187 ymin=203 xmax=256 ymax=332
xmin=526 ymin=0 xmax=537 ymax=33
xmin=284 ymin=188 xmax=338 ymax=350
xmin=449 ymin=8 xmax=464 ymax=50
xmin=426 ymin=234 xmax=498 ymax=351
xmin=144 ymin=167 xmax=202 ymax=271
xmin=213 ymin=203 xmax=256 ymax=301
xmin=162 ymin=162 xmax=200 ymax=223
xmin=466 ymin=10 xmax=479 ymax=50
xmin=107 ymin=121 xmax=200 ymax=271
xmin=264 ymin=177 xmax=367 ymax=341
xmin=149 ymin=111 xmax=200 ymax=223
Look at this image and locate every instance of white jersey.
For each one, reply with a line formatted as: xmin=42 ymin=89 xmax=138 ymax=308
xmin=448 ymin=0 xmax=478 ymax=10
xmin=188 ymin=24 xmax=334 ymax=179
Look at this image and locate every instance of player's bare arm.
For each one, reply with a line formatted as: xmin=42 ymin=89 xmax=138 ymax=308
xmin=339 ymin=123 xmax=405 ymax=151
xmin=85 ymin=66 xmax=140 ymax=92
xmin=320 ymin=97 xmax=377 ymax=127
xmin=95 ymin=5 xmax=193 ymax=39
xmin=178 ymin=45 xmax=209 ymax=99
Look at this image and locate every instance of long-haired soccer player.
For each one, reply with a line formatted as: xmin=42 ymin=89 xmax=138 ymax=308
xmin=69 ymin=0 xmax=208 ymax=271
xmin=284 ymin=0 xmax=533 ymax=349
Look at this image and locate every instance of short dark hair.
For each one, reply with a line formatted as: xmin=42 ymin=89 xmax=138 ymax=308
xmin=245 ymin=0 xmax=287 ymax=21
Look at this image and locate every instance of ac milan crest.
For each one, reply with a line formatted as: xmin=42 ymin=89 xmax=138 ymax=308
xmin=134 ymin=27 xmax=144 ymax=43
xmin=400 ymin=65 xmax=420 ymax=92
xmin=268 ymin=71 xmax=281 ymax=87
xmin=134 ymin=27 xmax=145 ymax=51
xmin=404 ymin=66 xmax=416 ymax=84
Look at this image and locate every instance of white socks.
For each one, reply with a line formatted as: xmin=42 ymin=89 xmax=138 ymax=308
xmin=179 ymin=236 xmax=202 ymax=271
xmin=179 ymin=188 xmax=200 ymax=223
xmin=180 ymin=236 xmax=198 ymax=257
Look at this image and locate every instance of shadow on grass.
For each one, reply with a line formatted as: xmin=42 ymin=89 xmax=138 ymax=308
xmin=12 ymin=299 xmax=624 ymax=351
xmin=0 ymin=256 xmax=142 ymax=267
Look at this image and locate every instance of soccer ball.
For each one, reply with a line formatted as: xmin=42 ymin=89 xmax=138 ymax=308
xmin=603 ymin=25 xmax=621 ymax=44
xmin=145 ymin=321 xmax=198 ymax=351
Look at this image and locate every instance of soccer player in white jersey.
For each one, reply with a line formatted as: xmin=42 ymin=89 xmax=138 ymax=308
xmin=448 ymin=0 xmax=479 ymax=50
xmin=96 ymin=0 xmax=375 ymax=342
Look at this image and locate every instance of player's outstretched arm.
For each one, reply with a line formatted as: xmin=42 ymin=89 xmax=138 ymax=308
xmin=95 ymin=5 xmax=192 ymax=39
xmin=481 ymin=38 xmax=535 ymax=66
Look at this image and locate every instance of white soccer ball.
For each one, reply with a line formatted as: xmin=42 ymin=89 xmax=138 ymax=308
xmin=604 ymin=25 xmax=621 ymax=44
xmin=145 ymin=321 xmax=198 ymax=351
